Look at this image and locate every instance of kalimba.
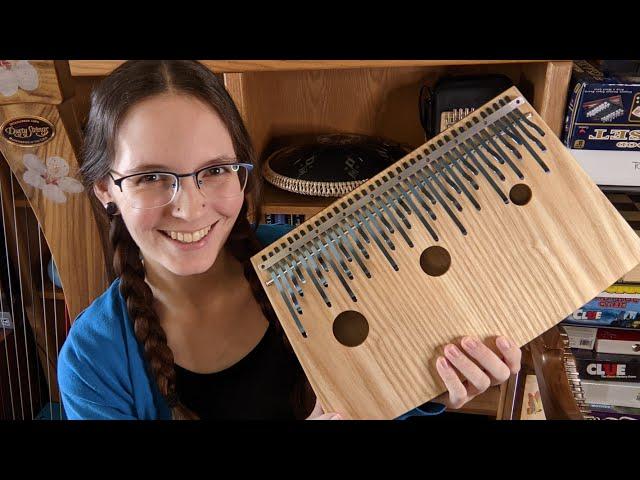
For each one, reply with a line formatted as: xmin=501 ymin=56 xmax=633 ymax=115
xmin=251 ymin=86 xmax=640 ymax=420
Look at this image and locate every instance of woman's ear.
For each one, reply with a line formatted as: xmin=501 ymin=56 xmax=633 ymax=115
xmin=93 ymin=179 xmax=114 ymax=207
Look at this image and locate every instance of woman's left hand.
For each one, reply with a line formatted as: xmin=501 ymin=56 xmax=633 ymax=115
xmin=433 ymin=336 xmax=522 ymax=410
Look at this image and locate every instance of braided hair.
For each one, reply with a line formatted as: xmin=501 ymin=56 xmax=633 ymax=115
xmin=80 ymin=60 xmax=315 ymax=419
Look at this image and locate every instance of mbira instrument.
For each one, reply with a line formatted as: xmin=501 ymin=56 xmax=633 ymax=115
xmin=250 ymin=86 xmax=640 ymax=420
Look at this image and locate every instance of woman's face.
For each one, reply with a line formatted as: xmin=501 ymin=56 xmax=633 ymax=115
xmin=95 ymin=93 xmax=244 ymax=277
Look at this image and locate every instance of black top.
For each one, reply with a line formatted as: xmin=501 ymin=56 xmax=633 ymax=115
xmin=174 ymin=321 xmax=301 ymax=420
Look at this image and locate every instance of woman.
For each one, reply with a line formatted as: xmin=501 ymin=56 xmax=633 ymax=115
xmin=58 ymin=60 xmax=522 ymax=420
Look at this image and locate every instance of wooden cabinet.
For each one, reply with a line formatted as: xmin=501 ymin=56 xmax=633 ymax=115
xmin=68 ymin=60 xmax=574 ymax=418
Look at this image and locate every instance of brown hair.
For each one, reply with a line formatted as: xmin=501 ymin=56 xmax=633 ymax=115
xmin=79 ymin=60 xmax=315 ymax=419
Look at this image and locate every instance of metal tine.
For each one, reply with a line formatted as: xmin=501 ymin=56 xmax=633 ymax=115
xmin=404 ymin=170 xmax=436 ymax=206
xmin=470 ymin=116 xmax=524 ymax=180
xmin=427 ymin=144 xmax=461 ymax=194
xmin=364 ymin=191 xmax=395 ymax=234
xmin=331 ymin=223 xmax=371 ymax=278
xmin=310 ymin=235 xmax=357 ymax=301
xmin=371 ymin=189 xmax=414 ymax=248
xmin=489 ymin=103 xmax=526 ymax=149
xmin=296 ymin=246 xmax=332 ymax=307
xmin=388 ymin=182 xmax=412 ymax=215
xmin=491 ymin=102 xmax=550 ymax=172
xmin=424 ymin=160 xmax=463 ymax=212
xmin=504 ymin=96 xmax=545 ymax=137
xmin=322 ymin=227 xmax=354 ymax=280
xmin=397 ymin=173 xmax=441 ymax=241
xmin=327 ymin=224 xmax=353 ymax=262
xmin=404 ymin=172 xmax=437 ymax=220
xmin=448 ymin=120 xmax=507 ymax=182
xmin=353 ymin=209 xmax=399 ymax=271
xmin=401 ymin=169 xmax=438 ymax=220
xmin=437 ymin=145 xmax=480 ymax=190
xmin=292 ymin=256 xmax=306 ymax=284
xmin=383 ymin=188 xmax=414 ymax=227
xmin=301 ymin=242 xmax=328 ymax=287
xmin=430 ymin=144 xmax=469 ymax=209
xmin=479 ymin=110 xmax=522 ymax=160
xmin=345 ymin=208 xmax=370 ymax=245
xmin=499 ymin=99 xmax=546 ymax=151
xmin=306 ymin=227 xmax=330 ymax=273
xmin=454 ymin=126 xmax=510 ymax=204
xmin=429 ymin=145 xmax=475 ymax=196
xmin=417 ymin=166 xmax=465 ymax=236
xmin=268 ymin=267 xmax=307 ymax=337
xmin=280 ymin=258 xmax=304 ymax=297
xmin=466 ymin=132 xmax=507 ymax=181
xmin=340 ymin=217 xmax=369 ymax=259
xmin=508 ymin=110 xmax=547 ymax=151
xmin=436 ymin=149 xmax=481 ymax=210
xmin=424 ymin=148 xmax=463 ymax=211
xmin=361 ymin=202 xmax=395 ymax=251
xmin=500 ymin=102 xmax=550 ymax=170
xmin=275 ymin=261 xmax=303 ymax=312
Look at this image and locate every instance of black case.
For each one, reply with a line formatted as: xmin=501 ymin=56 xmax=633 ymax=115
xmin=419 ymin=74 xmax=514 ymax=139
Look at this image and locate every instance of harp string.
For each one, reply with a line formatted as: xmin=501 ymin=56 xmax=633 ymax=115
xmin=37 ymin=223 xmax=53 ymax=420
xmin=0 ymin=211 xmax=15 ymax=420
xmin=23 ymin=205 xmax=44 ymax=415
xmin=0 ymin=167 xmax=20 ymax=419
xmin=10 ymin=173 xmax=34 ymax=419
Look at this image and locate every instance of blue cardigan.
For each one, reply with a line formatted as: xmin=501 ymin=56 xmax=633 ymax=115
xmin=58 ymin=224 xmax=444 ymax=419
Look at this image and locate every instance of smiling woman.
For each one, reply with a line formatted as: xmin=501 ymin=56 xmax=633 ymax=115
xmin=56 ymin=60 xmax=522 ymax=420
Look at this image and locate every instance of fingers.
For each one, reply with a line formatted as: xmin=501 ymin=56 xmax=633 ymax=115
xmin=495 ymin=336 xmax=522 ymax=375
xmin=305 ymin=399 xmax=343 ymax=420
xmin=443 ymin=344 xmax=491 ymax=393
xmin=309 ymin=413 xmax=342 ymax=420
xmin=435 ymin=356 xmax=469 ymax=410
xmin=460 ymin=336 xmax=513 ymax=386
xmin=306 ymin=398 xmax=324 ymax=419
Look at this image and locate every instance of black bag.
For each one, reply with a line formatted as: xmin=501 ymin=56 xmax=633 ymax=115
xmin=419 ymin=74 xmax=514 ymax=139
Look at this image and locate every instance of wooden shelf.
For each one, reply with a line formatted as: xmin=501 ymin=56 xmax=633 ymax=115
xmin=262 ymin=182 xmax=333 ymax=218
xmin=69 ymin=60 xmax=553 ymax=76
xmin=455 ymin=386 xmax=502 ymax=416
xmin=14 ymin=198 xmax=28 ymax=208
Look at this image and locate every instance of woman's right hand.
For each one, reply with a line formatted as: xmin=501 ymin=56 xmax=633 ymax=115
xmin=306 ymin=399 xmax=343 ymax=420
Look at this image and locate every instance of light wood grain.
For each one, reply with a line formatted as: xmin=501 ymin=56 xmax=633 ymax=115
xmin=0 ymin=61 xmax=62 ymax=105
xmin=69 ymin=60 xmax=553 ymax=76
xmin=250 ymin=86 xmax=640 ymax=420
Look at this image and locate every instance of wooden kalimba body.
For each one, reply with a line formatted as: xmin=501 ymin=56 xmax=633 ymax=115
xmin=251 ymin=86 xmax=640 ymax=420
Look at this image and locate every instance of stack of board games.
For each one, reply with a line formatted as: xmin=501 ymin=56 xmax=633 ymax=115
xmin=561 ymin=284 xmax=640 ymax=419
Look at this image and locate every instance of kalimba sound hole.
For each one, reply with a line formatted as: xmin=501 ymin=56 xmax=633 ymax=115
xmin=420 ymin=246 xmax=451 ymax=277
xmin=333 ymin=311 xmax=369 ymax=347
xmin=509 ymin=183 xmax=532 ymax=206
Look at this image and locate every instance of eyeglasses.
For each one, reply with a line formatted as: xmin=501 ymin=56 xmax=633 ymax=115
xmin=108 ymin=162 xmax=254 ymax=210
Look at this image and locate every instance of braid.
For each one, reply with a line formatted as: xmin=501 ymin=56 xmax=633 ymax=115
xmin=227 ymin=204 xmax=317 ymax=419
xmin=109 ymin=215 xmax=198 ymax=420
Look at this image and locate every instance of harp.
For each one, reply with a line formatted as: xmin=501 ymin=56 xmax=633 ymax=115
xmin=0 ymin=61 xmax=109 ymax=419
xmin=251 ymin=86 xmax=640 ymax=420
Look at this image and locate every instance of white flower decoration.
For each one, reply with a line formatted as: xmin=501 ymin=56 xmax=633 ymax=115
xmin=0 ymin=60 xmax=39 ymax=97
xmin=22 ymin=154 xmax=84 ymax=203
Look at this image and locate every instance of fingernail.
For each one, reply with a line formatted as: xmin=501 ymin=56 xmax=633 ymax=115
xmin=331 ymin=414 xmax=342 ymax=420
xmin=463 ymin=337 xmax=479 ymax=350
xmin=445 ymin=344 xmax=460 ymax=358
xmin=437 ymin=356 xmax=450 ymax=369
xmin=497 ymin=337 xmax=511 ymax=349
